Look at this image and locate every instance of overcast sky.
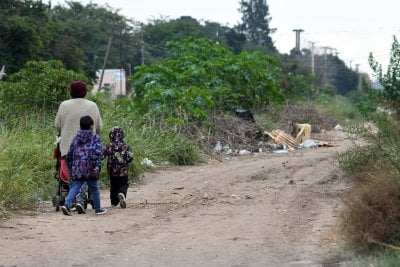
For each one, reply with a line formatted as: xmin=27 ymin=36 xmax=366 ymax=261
xmin=53 ymin=0 xmax=400 ymax=76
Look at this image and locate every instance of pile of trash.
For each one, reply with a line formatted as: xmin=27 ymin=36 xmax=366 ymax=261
xmin=202 ymin=107 xmax=342 ymax=156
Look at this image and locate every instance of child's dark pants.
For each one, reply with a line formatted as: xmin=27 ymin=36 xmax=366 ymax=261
xmin=110 ymin=175 xmax=129 ymax=206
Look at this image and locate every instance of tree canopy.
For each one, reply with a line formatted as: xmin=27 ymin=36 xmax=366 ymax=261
xmin=237 ymin=0 xmax=276 ymax=53
xmin=0 ymin=0 xmax=360 ymax=102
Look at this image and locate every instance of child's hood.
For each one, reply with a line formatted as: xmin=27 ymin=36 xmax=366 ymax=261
xmin=76 ymin=130 xmax=96 ymax=144
xmin=109 ymin=126 xmax=125 ymax=142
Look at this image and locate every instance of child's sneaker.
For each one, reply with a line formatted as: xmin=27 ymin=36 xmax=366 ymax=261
xmin=75 ymin=203 xmax=86 ymax=214
xmin=95 ymin=208 xmax=107 ymax=215
xmin=61 ymin=205 xmax=72 ymax=216
xmin=118 ymin=193 xmax=126 ymax=209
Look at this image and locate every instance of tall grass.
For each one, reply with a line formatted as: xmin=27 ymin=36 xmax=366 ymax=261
xmin=344 ymin=250 xmax=400 ymax=267
xmin=0 ymin=97 xmax=203 ymax=216
xmin=337 ymin=113 xmax=400 ymax=250
xmin=0 ymin=113 xmax=56 ymax=214
xmin=317 ymin=95 xmax=364 ymax=125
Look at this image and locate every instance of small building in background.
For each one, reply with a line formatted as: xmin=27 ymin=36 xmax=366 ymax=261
xmin=92 ymin=69 xmax=126 ymax=97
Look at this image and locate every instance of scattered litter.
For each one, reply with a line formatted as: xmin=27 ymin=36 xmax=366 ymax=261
xmin=213 ymin=141 xmax=222 ymax=153
xmin=141 ymin=157 xmax=155 ymax=167
xmin=334 ymin=124 xmax=343 ymax=131
xmin=266 ymin=123 xmax=312 ymax=149
xmin=298 ymin=139 xmax=317 ymax=149
xmin=318 ymin=142 xmax=338 ymax=148
xmin=225 ymin=148 xmax=233 ymax=155
xmin=238 ymin=149 xmax=250 ymax=155
xmin=273 ymin=149 xmax=288 ymax=154
xmin=292 ymin=123 xmax=311 ymax=144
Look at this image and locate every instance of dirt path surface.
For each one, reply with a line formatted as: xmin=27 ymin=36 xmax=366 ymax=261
xmin=0 ymin=130 xmax=353 ymax=267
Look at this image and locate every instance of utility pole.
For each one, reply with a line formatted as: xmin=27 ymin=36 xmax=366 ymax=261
xmin=293 ymin=29 xmax=304 ymax=53
xmin=140 ymin=24 xmax=145 ymax=65
xmin=322 ymin=46 xmax=331 ymax=86
xmin=98 ymin=35 xmax=112 ymax=90
xmin=309 ymin=41 xmax=316 ymax=74
xmin=355 ymin=64 xmax=362 ymax=91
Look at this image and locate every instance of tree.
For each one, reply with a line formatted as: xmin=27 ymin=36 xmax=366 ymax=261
xmin=370 ymin=36 xmax=400 ymax=115
xmin=50 ymin=2 xmax=136 ymax=79
xmin=0 ymin=0 xmax=51 ymax=73
xmin=237 ymin=0 xmax=276 ymax=53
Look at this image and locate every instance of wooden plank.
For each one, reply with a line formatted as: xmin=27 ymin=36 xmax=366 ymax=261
xmin=265 ymin=130 xmax=296 ymax=148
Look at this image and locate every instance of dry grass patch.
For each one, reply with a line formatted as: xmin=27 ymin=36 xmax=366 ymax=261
xmin=341 ymin=176 xmax=400 ymax=248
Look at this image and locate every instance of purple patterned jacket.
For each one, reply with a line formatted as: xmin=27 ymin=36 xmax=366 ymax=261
xmin=103 ymin=127 xmax=133 ymax=177
xmin=67 ymin=130 xmax=103 ymax=180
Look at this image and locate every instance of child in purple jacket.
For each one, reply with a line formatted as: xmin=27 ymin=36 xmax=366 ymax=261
xmin=61 ymin=116 xmax=107 ymax=216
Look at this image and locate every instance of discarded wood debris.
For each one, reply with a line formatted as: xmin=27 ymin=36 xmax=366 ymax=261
xmin=265 ymin=124 xmax=311 ymax=149
xmin=264 ymin=129 xmax=297 ymax=148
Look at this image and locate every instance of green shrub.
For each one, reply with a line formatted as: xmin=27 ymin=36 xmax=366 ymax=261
xmin=338 ymin=113 xmax=400 ymax=248
xmin=0 ymin=60 xmax=86 ymax=113
xmin=317 ymin=95 xmax=363 ymax=125
xmin=336 ymin=145 xmax=379 ymax=181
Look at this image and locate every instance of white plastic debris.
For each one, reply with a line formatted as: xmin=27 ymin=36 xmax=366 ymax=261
xmin=213 ymin=141 xmax=222 ymax=153
xmin=239 ymin=149 xmax=250 ymax=155
xmin=141 ymin=157 xmax=155 ymax=167
xmin=334 ymin=124 xmax=343 ymax=131
xmin=225 ymin=148 xmax=233 ymax=155
xmin=298 ymin=139 xmax=317 ymax=149
xmin=273 ymin=149 xmax=288 ymax=154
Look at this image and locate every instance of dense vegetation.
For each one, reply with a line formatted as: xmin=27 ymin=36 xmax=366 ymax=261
xmin=336 ymin=37 xmax=400 ymax=262
xmin=4 ymin=1 xmax=399 ymax=263
xmin=0 ymin=0 xmax=359 ymax=96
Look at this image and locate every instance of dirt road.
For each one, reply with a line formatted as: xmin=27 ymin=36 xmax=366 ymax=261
xmin=0 ymin=130 xmax=352 ymax=267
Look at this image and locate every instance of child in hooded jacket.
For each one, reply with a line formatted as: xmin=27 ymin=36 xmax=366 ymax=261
xmin=103 ymin=126 xmax=133 ymax=208
xmin=62 ymin=116 xmax=107 ymax=216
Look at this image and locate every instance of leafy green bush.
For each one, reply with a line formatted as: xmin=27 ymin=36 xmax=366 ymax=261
xmin=132 ymin=38 xmax=283 ymax=128
xmin=0 ymin=60 xmax=86 ymax=113
xmin=346 ymin=88 xmax=378 ymax=117
xmin=336 ymin=145 xmax=379 ymax=181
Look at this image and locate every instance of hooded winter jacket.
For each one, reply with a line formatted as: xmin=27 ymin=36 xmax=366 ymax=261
xmin=67 ymin=130 xmax=103 ymax=180
xmin=103 ymin=127 xmax=133 ymax=177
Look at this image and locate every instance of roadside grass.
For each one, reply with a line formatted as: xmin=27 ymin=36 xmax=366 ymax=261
xmin=337 ymin=113 xmax=400 ymax=254
xmin=316 ymin=95 xmax=364 ymax=126
xmin=344 ymin=250 xmax=400 ymax=267
xmin=0 ymin=99 xmax=203 ymax=216
xmin=0 ymin=113 xmax=56 ymax=215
